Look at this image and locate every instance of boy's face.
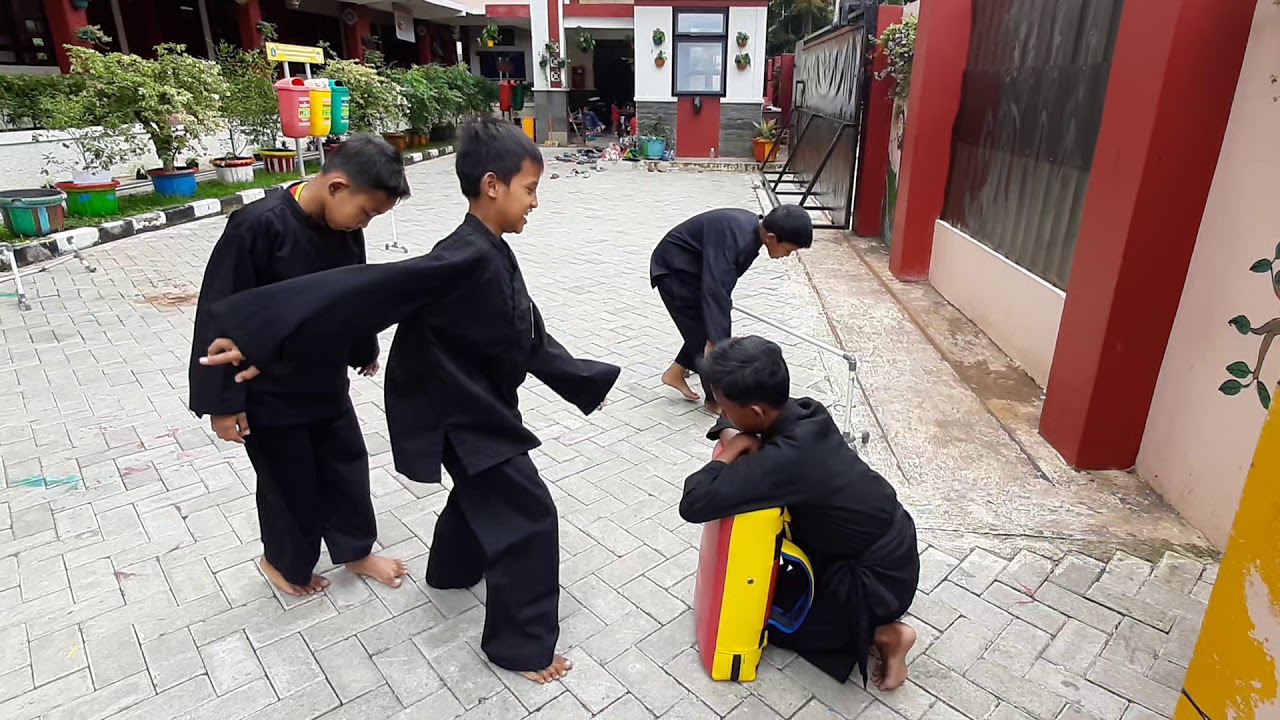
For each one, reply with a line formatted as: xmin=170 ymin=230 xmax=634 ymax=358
xmin=483 ymin=158 xmax=542 ymax=234
xmin=322 ymin=176 xmax=398 ymax=231
xmin=763 ymin=234 xmax=803 ymax=259
xmin=715 ymin=392 xmax=772 ymax=435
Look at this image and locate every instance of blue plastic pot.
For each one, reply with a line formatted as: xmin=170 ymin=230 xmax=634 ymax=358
xmin=147 ymin=168 xmax=198 ymax=197
xmin=643 ymin=137 xmax=667 ymax=160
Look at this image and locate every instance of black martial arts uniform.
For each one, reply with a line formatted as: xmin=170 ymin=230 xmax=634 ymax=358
xmin=679 ymin=399 xmax=920 ymax=687
xmin=204 ymin=213 xmax=620 ymax=671
xmin=649 ymin=208 xmax=763 ymax=396
xmin=188 ymin=184 xmax=380 ymax=587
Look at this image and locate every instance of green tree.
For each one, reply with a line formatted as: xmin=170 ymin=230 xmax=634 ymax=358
xmin=767 ymin=0 xmax=834 ymax=55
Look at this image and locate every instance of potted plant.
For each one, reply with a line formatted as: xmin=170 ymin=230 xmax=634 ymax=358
xmin=480 ymin=20 xmax=500 ymax=48
xmin=735 ymin=53 xmax=751 ymax=70
xmin=736 ymin=31 xmax=750 ymax=48
xmin=638 ymin=118 xmax=670 ymax=160
xmin=68 ymin=44 xmax=228 ymax=198
xmin=0 ymin=188 xmax=67 ymax=238
xmin=322 ymin=58 xmax=408 ymax=147
xmin=214 ymin=40 xmax=278 ymax=183
xmin=752 ymin=118 xmax=778 ymax=163
xmin=655 ymin=50 xmax=667 ymax=68
xmin=577 ymin=32 xmax=594 ymax=54
xmin=652 ymin=28 xmax=666 ymax=46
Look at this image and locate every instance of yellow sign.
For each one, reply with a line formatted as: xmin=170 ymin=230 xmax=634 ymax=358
xmin=266 ymin=42 xmax=325 ymax=65
xmin=1179 ymin=399 xmax=1280 ymax=718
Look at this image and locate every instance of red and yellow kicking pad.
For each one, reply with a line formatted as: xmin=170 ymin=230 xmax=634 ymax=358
xmin=693 ymin=441 xmax=815 ymax=682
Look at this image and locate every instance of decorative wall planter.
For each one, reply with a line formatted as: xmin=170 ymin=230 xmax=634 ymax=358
xmin=55 ymin=181 xmax=120 ymax=218
xmin=147 ymin=168 xmax=198 ymax=197
xmin=212 ymin=157 xmax=256 ymax=184
xmin=0 ymin=189 xmax=67 ymax=238
xmin=260 ymin=149 xmax=297 ymax=174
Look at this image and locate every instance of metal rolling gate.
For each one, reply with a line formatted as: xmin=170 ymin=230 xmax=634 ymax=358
xmin=760 ymin=0 xmax=876 ymax=231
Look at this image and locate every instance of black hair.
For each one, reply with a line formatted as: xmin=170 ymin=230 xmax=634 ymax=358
xmin=703 ymin=336 xmax=791 ymax=409
xmin=319 ymin=133 xmax=411 ymax=199
xmin=455 ymin=115 xmax=545 ymax=199
xmin=762 ymin=204 xmax=814 ymax=249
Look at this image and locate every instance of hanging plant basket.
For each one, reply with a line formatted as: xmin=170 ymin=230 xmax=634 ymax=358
xmin=481 ymin=20 xmax=501 ymax=48
xmin=734 ymin=53 xmax=751 ymax=70
xmin=654 ymin=51 xmax=667 ymax=68
xmin=577 ymin=32 xmax=595 ymax=53
xmin=652 ymin=28 xmax=666 ymax=46
xmin=736 ymin=31 xmax=750 ymax=48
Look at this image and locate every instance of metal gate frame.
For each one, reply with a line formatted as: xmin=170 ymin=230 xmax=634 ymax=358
xmin=759 ymin=1 xmax=878 ymax=231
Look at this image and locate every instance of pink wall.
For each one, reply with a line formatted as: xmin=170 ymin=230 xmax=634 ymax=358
xmin=1137 ymin=0 xmax=1280 ymax=549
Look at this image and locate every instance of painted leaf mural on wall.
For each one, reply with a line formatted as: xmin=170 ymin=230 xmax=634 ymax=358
xmin=1220 ymin=242 xmax=1280 ymax=409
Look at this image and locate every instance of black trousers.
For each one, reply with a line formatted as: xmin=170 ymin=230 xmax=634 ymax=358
xmin=243 ymin=408 xmax=376 ymax=586
xmin=769 ymin=581 xmax=863 ymax=682
xmin=425 ymin=441 xmax=560 ymax=671
xmin=654 ymin=275 xmax=713 ymax=399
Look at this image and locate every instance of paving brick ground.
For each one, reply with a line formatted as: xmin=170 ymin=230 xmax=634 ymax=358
xmin=0 ymin=154 xmax=1214 ymax=719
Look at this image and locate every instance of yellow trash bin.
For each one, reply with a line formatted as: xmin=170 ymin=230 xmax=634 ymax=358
xmin=307 ymin=79 xmax=333 ymax=138
xmin=521 ymin=116 xmax=535 ymax=140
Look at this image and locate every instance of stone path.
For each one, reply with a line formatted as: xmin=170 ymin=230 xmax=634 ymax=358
xmin=0 ymin=153 xmax=1213 ymax=719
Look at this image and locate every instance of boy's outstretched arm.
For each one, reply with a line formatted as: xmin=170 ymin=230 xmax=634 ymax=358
xmin=528 ymin=303 xmax=620 ymax=414
xmin=204 ymin=241 xmax=487 ymax=375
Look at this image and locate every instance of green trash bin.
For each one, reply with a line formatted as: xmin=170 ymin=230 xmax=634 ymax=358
xmin=329 ymin=80 xmax=351 ymax=135
xmin=512 ymin=82 xmax=526 ymax=112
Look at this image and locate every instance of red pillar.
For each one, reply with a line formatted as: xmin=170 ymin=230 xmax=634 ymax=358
xmin=42 ymin=0 xmax=89 ymax=73
xmin=853 ymin=4 xmax=904 ymax=238
xmin=341 ymin=3 xmax=371 ymax=62
xmin=416 ymin=21 xmax=434 ymax=64
xmin=887 ymin=0 xmax=971 ymax=281
xmin=1039 ymin=0 xmax=1255 ymax=469
xmin=777 ymin=54 xmax=794 ymax=129
xmin=237 ymin=0 xmax=264 ymax=50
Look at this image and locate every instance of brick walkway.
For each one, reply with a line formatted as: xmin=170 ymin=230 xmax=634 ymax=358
xmin=0 ymin=154 xmax=1212 ymax=719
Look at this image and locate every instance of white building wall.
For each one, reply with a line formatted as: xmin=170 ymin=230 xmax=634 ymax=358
xmin=725 ymin=6 xmax=767 ymax=104
xmin=634 ymin=6 xmax=673 ymax=102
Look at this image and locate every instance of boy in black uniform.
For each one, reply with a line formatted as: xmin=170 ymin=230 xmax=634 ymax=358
xmin=650 ymin=205 xmax=813 ymax=411
xmin=188 ymin=133 xmax=411 ymax=597
xmin=678 ymin=336 xmax=920 ymax=691
xmin=197 ymin=116 xmax=619 ymax=684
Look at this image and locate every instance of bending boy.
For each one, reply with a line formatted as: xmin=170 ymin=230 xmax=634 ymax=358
xmin=199 ymin=117 xmax=619 ymax=683
xmin=649 ymin=205 xmax=813 ymax=411
xmin=679 ymin=336 xmax=919 ymax=690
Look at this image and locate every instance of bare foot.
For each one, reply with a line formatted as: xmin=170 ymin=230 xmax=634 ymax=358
xmin=345 ymin=553 xmax=408 ymax=588
xmin=662 ymin=364 xmax=700 ymax=401
xmin=260 ymin=557 xmax=329 ymax=597
xmin=520 ymin=655 xmax=573 ymax=684
xmin=872 ymin=621 xmax=916 ymax=691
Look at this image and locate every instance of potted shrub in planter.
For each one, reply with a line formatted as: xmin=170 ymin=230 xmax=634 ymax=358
xmin=637 ymin=118 xmax=670 ymax=160
xmin=0 ymin=188 xmax=67 ymax=238
xmin=480 ymin=20 xmax=501 ymax=48
xmin=214 ymin=38 xmax=280 ymax=184
xmin=752 ymin=118 xmax=779 ymax=163
xmin=68 ymin=44 xmax=228 ymax=198
xmin=322 ymin=58 xmax=407 ymax=146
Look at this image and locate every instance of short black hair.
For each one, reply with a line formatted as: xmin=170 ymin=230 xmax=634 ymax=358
xmin=319 ymin=133 xmax=411 ymax=199
xmin=703 ymin=336 xmax=791 ymax=409
xmin=762 ymin=204 xmax=813 ymax=248
xmin=456 ymin=115 xmax=545 ymax=198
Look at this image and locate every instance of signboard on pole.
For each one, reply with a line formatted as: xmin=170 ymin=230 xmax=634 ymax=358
xmin=266 ymin=42 xmax=325 ymax=65
xmin=393 ymin=3 xmax=416 ymax=43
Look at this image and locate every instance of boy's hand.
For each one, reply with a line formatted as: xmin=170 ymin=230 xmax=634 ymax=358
xmin=201 ymin=338 xmax=261 ymax=382
xmin=211 ymin=413 xmax=250 ymax=443
xmin=718 ymin=427 xmax=742 ymax=444
xmin=359 ymin=361 xmax=380 ymax=377
xmin=720 ymin=433 xmax=761 ymax=463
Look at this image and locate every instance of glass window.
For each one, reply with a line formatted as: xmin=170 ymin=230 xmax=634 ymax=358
xmin=672 ymin=9 xmax=727 ymax=96
xmin=675 ymin=12 xmax=726 ymax=35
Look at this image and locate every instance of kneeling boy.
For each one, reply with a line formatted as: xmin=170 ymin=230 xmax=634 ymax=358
xmin=678 ymin=336 xmax=919 ymax=690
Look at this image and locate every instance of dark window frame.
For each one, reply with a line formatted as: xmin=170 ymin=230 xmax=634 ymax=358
xmin=670 ymin=8 xmax=728 ymax=98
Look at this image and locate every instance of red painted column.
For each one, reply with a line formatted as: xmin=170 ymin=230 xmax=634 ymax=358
xmin=1040 ymin=0 xmax=1256 ymax=469
xmin=237 ymin=0 xmax=264 ymax=50
xmin=887 ymin=0 xmax=971 ymax=281
xmin=42 ymin=0 xmax=89 ymax=73
xmin=778 ymin=54 xmax=794 ymax=129
xmin=341 ymin=3 xmax=371 ymax=62
xmin=853 ymin=4 xmax=903 ymax=238
xmin=548 ymin=0 xmax=562 ymax=88
xmin=416 ymin=21 xmax=434 ymax=64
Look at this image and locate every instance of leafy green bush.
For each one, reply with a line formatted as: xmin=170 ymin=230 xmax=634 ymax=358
xmin=322 ymin=58 xmax=407 ymax=134
xmin=215 ymin=40 xmax=281 ymax=156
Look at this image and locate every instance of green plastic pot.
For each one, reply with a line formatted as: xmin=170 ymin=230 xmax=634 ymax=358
xmin=0 ymin=188 xmax=67 ymax=238
xmin=56 ymin=181 xmax=121 ymax=218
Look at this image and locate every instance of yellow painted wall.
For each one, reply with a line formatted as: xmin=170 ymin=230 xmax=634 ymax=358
xmin=1178 ymin=399 xmax=1280 ymax=718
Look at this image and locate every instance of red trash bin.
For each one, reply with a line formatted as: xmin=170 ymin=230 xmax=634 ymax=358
xmin=274 ymin=77 xmax=312 ymax=139
xmin=499 ymin=80 xmax=514 ymax=113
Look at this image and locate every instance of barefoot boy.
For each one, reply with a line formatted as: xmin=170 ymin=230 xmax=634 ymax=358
xmin=188 ymin=133 xmax=410 ymax=597
xmin=649 ymin=205 xmax=813 ymax=411
xmin=679 ymin=336 xmax=919 ymax=690
xmin=198 ymin=116 xmax=619 ymax=684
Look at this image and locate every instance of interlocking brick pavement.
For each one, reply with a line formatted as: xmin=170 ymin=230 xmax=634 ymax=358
xmin=0 ymin=154 xmax=1216 ymax=719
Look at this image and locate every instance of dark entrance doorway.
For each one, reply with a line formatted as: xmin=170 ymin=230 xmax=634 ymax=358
xmin=592 ymin=39 xmax=634 ymax=106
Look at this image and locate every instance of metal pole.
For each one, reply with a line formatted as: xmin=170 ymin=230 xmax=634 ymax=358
xmin=305 ymin=63 xmax=326 ymax=169
xmin=733 ymin=305 xmax=853 ymax=365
